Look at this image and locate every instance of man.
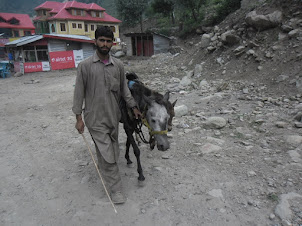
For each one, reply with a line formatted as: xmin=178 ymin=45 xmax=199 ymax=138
xmin=72 ymin=26 xmax=141 ymax=204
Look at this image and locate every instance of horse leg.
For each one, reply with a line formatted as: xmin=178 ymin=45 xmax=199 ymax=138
xmin=135 ymin=133 xmax=141 ymax=146
xmin=125 ymin=137 xmax=133 ymax=165
xmin=133 ymin=142 xmax=145 ymax=182
xmin=125 ymin=131 xmax=145 ymax=182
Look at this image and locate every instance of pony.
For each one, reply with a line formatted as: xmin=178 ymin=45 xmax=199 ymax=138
xmin=120 ymin=72 xmax=177 ymax=182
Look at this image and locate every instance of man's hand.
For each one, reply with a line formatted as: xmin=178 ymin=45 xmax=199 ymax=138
xmin=132 ymin=107 xmax=142 ymax=119
xmin=75 ymin=114 xmax=85 ymax=134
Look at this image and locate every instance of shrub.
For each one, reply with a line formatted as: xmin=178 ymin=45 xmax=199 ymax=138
xmin=209 ymin=0 xmax=241 ymax=25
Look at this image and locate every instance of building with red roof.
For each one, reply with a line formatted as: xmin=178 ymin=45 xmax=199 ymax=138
xmin=33 ymin=1 xmax=122 ymax=42
xmin=0 ymin=12 xmax=35 ymax=38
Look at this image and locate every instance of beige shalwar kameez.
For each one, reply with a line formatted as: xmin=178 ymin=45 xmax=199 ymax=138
xmin=72 ymin=52 xmax=136 ymax=193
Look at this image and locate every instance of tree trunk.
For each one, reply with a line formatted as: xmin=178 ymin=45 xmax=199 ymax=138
xmin=140 ymin=16 xmax=143 ymax=32
xmin=191 ymin=8 xmax=198 ymax=21
xmin=171 ymin=11 xmax=175 ymax=25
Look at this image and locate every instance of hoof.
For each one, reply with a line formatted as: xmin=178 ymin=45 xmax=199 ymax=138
xmin=138 ymin=179 xmax=145 ymax=187
xmin=127 ymin=163 xmax=134 ymax=168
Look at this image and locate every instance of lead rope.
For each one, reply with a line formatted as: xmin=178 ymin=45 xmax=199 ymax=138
xmin=135 ymin=120 xmax=151 ymax=144
xmin=81 ymin=133 xmax=117 ymax=214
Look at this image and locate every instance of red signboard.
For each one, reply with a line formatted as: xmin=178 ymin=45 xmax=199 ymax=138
xmin=0 ymin=38 xmax=9 ymax=47
xmin=23 ymin=62 xmax=50 ymax=73
xmin=24 ymin=62 xmax=43 ymax=73
xmin=49 ymin=51 xmax=75 ymax=70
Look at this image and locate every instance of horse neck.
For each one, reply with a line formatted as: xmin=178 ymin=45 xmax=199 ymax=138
xmin=130 ymin=84 xmax=149 ymax=110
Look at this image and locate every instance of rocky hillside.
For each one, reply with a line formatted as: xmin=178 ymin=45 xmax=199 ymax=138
xmin=119 ymin=1 xmax=302 ymax=225
xmin=165 ymin=0 xmax=302 ymax=95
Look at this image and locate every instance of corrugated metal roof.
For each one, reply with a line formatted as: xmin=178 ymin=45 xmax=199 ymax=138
xmin=5 ymin=34 xmax=94 ymax=47
xmin=44 ymin=33 xmax=92 ymax=41
xmin=5 ymin=35 xmax=43 ymax=47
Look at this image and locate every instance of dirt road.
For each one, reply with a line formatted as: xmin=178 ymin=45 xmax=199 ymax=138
xmin=0 ymin=57 xmax=301 ymax=225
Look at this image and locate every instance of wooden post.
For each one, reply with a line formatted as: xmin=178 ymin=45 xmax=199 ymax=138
xmin=135 ymin=36 xmax=137 ymax=56
xmin=34 ymin=46 xmax=38 ymax=62
xmin=141 ymin=35 xmax=143 ymax=56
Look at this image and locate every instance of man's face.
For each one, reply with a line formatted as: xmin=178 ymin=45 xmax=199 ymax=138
xmin=95 ymin=36 xmax=113 ymax=55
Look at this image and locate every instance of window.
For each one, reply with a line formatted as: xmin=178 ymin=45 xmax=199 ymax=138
xmin=72 ymin=23 xmax=76 ymax=29
xmin=76 ymin=9 xmax=81 ymax=16
xmin=78 ymin=24 xmax=82 ymax=29
xmin=13 ymin=30 xmax=19 ymax=37
xmin=51 ymin=24 xmax=55 ymax=32
xmin=91 ymin=24 xmax=95 ymax=31
xmin=91 ymin=11 xmax=101 ymax=17
xmin=24 ymin=31 xmax=31 ymax=36
xmin=23 ymin=46 xmax=48 ymax=62
xmin=24 ymin=46 xmax=35 ymax=62
xmin=43 ymin=10 xmax=46 ymax=16
xmin=36 ymin=46 xmax=48 ymax=61
xmin=60 ymin=23 xmax=66 ymax=31
xmin=9 ymin=18 xmax=19 ymax=25
xmin=85 ymin=24 xmax=88 ymax=32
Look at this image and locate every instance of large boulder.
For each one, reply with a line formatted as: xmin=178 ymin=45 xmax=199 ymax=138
xmin=203 ymin=117 xmax=227 ymax=129
xmin=112 ymin=51 xmax=125 ymax=58
xmin=194 ymin=64 xmax=203 ymax=78
xmin=245 ymin=10 xmax=282 ymax=31
xmin=200 ymin=34 xmax=211 ymax=48
xmin=174 ymin=105 xmax=189 ymax=117
xmin=220 ymin=30 xmax=241 ymax=46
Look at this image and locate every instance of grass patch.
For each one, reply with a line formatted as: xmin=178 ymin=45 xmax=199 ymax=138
xmin=267 ymin=193 xmax=279 ymax=202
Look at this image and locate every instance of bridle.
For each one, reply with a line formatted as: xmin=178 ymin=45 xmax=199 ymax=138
xmin=135 ymin=105 xmax=168 ymax=144
xmin=141 ymin=118 xmax=168 ymax=136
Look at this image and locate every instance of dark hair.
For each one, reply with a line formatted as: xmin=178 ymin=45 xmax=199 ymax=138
xmin=95 ymin=26 xmax=114 ymax=40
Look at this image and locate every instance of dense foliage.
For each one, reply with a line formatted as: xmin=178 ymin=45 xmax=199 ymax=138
xmin=116 ymin=0 xmax=242 ymax=36
xmin=208 ymin=0 xmax=242 ymax=25
xmin=115 ymin=0 xmax=149 ymax=31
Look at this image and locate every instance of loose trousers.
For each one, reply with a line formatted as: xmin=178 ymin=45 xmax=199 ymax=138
xmin=94 ymin=143 xmax=123 ymax=194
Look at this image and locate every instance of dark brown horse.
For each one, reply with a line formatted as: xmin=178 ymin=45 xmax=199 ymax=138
xmin=120 ymin=73 xmax=176 ymax=182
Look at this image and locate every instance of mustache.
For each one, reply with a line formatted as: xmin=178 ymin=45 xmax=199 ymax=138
xmin=96 ymin=46 xmax=110 ymax=53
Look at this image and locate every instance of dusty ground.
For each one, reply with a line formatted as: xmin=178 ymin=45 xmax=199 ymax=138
xmin=0 ymin=51 xmax=302 ymax=225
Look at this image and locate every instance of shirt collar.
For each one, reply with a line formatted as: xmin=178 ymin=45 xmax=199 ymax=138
xmin=93 ymin=51 xmax=115 ymax=66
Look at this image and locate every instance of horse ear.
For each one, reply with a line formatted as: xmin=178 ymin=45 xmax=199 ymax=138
xmin=143 ymin=95 xmax=153 ymax=106
xmin=163 ymin=91 xmax=170 ymax=101
xmin=172 ymin=99 xmax=177 ymax=107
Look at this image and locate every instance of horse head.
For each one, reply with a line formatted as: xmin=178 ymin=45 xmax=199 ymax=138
xmin=143 ymin=95 xmax=170 ymax=151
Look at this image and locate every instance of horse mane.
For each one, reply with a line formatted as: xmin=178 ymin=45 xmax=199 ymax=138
xmin=126 ymin=72 xmax=167 ymax=107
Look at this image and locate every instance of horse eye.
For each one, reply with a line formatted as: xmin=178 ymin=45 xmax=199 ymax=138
xmin=151 ymin=119 xmax=156 ymax=123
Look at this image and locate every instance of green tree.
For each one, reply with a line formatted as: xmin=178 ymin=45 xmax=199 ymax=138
xmin=175 ymin=0 xmax=206 ymax=22
xmin=115 ymin=0 xmax=149 ymax=31
xmin=151 ymin=0 xmax=175 ymax=24
xmin=214 ymin=0 xmax=241 ymax=24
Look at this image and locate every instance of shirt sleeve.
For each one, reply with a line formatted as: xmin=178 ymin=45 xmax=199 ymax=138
xmin=72 ymin=63 xmax=85 ymax=115
xmin=119 ymin=63 xmax=137 ymax=108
